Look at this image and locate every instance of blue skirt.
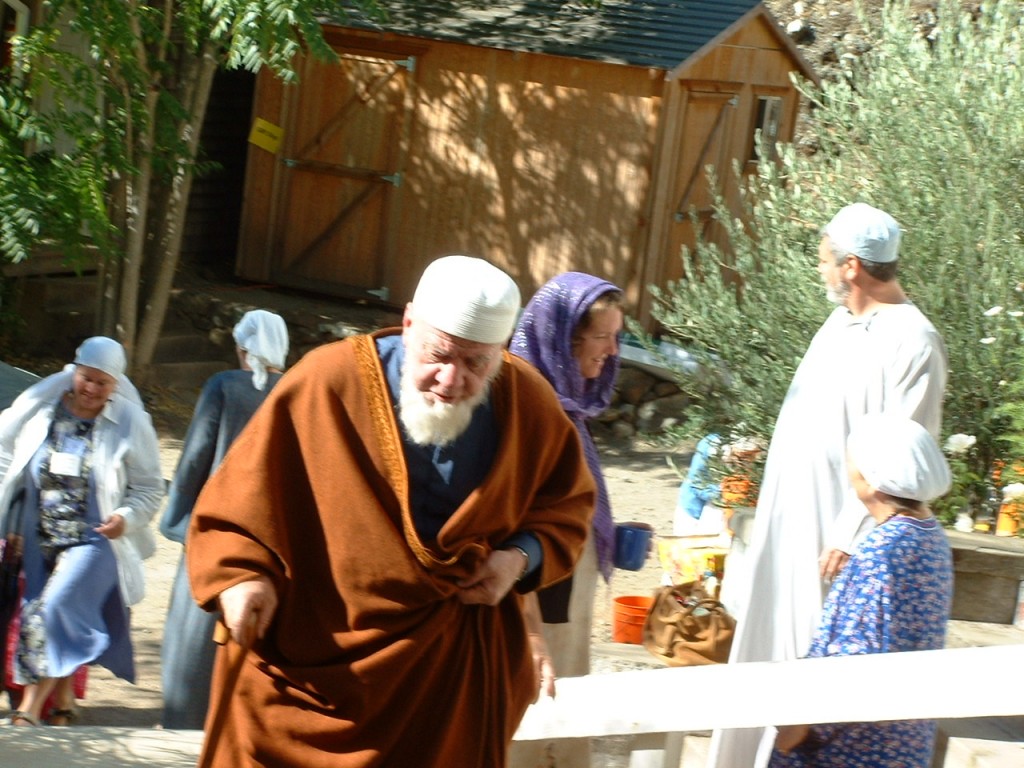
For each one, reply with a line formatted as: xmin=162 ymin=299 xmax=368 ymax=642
xmin=14 ymin=490 xmax=134 ymax=685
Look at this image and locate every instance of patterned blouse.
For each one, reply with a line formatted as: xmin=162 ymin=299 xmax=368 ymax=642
xmin=769 ymin=515 xmax=953 ymax=768
xmin=36 ymin=400 xmax=96 ymax=559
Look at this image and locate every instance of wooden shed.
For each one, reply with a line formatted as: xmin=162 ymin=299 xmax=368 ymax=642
xmin=236 ymin=0 xmax=817 ymax=325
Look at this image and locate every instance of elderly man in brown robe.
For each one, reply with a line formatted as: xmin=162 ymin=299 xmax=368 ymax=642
xmin=186 ymin=255 xmax=595 ymax=768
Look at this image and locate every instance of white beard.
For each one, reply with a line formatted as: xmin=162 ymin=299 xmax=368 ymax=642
xmin=399 ymin=368 xmax=492 ymax=447
xmin=826 ymin=278 xmax=851 ymax=306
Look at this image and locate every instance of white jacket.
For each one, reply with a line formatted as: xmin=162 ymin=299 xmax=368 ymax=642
xmin=0 ymin=367 xmax=164 ymax=605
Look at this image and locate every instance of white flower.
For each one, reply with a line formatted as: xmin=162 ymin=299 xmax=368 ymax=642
xmin=1003 ymin=483 xmax=1024 ymax=502
xmin=944 ymin=433 xmax=976 ymax=455
xmin=984 ymin=306 xmax=1004 ymax=316
xmin=1011 ymin=311 xmax=1024 ymax=318
xmin=981 ymin=337 xmax=997 ymax=344
xmin=723 ymin=436 xmax=764 ymax=462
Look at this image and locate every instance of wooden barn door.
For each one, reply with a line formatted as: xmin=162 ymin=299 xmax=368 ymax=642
xmin=663 ymin=90 xmax=738 ymax=284
xmin=271 ymin=51 xmax=414 ymax=301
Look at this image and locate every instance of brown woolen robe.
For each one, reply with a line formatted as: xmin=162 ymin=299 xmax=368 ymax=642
xmin=187 ymin=331 xmax=595 ymax=767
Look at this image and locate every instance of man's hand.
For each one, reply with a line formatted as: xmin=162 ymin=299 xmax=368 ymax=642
xmin=528 ymin=631 xmax=556 ymax=701
xmin=456 ymin=548 xmax=525 ymax=605
xmin=522 ymin=593 xmax=556 ymax=701
xmin=774 ymin=724 xmax=811 ymax=752
xmin=95 ymin=514 xmax=125 ymax=540
xmin=218 ymin=577 xmax=278 ymax=647
xmin=818 ymin=547 xmax=850 ymax=581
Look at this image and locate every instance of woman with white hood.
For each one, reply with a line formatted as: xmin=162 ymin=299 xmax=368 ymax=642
xmin=0 ymin=336 xmax=163 ymax=726
xmin=159 ymin=309 xmax=289 ymax=729
xmin=770 ymin=415 xmax=953 ymax=767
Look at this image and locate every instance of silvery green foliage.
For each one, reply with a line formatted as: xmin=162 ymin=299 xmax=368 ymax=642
xmin=647 ymin=0 xmax=1024 ymax=521
xmin=644 ymin=151 xmax=830 ymax=451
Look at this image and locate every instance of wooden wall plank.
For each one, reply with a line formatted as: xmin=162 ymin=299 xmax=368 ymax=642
xmin=386 ymin=41 xmax=662 ymax=304
xmin=235 ymin=15 xmax=813 ymax=322
xmin=235 ymin=74 xmax=285 ymax=281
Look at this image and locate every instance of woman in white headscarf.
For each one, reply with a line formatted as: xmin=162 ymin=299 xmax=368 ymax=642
xmin=0 ymin=337 xmax=164 ymax=726
xmin=770 ymin=415 xmax=953 ymax=768
xmin=159 ymin=308 xmax=289 ymax=729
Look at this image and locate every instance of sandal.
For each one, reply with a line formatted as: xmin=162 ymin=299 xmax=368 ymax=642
xmin=10 ymin=710 xmax=40 ymax=726
xmin=46 ymin=707 xmax=76 ymax=726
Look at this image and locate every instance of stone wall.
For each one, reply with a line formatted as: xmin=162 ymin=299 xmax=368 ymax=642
xmin=169 ymin=284 xmax=687 ymax=440
xmin=594 ymin=365 xmax=688 ymax=441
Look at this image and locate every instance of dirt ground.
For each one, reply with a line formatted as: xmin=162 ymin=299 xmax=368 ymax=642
xmin=15 ymin=417 xmax=685 ymax=732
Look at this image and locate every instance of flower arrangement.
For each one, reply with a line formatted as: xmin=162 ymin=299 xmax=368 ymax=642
xmin=715 ymin=437 xmax=765 ymax=508
xmin=668 ymin=433 xmax=765 ymax=511
xmin=720 ymin=475 xmax=757 ymax=507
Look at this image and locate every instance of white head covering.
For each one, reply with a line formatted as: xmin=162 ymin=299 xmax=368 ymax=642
xmin=232 ymin=310 xmax=289 ymax=390
xmin=74 ymin=336 xmax=126 ymax=379
xmin=70 ymin=336 xmax=144 ymax=405
xmin=825 ymin=202 xmax=902 ymax=264
xmin=411 ymin=255 xmax=521 ymax=344
xmin=847 ymin=415 xmax=951 ymax=502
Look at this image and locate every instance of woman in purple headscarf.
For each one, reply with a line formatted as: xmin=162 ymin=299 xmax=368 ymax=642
xmin=509 ymin=272 xmax=623 ymax=768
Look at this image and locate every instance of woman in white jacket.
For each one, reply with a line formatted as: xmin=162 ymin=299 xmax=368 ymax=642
xmin=0 ymin=337 xmax=163 ymax=726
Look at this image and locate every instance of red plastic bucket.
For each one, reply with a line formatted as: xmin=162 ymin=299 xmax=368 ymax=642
xmin=612 ymin=595 xmax=653 ymax=644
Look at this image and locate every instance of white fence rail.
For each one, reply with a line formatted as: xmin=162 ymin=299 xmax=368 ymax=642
xmin=515 ymin=644 xmax=1023 ymax=739
xmin=5 ymin=645 xmax=1023 ymax=767
xmin=512 ymin=644 xmax=1024 ymax=766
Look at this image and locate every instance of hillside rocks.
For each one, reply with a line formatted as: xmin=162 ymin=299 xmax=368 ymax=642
xmin=595 ymin=367 xmax=689 ymax=440
xmin=765 ymin=0 xmax=970 ymax=85
xmin=168 ymin=282 xmax=689 ymax=439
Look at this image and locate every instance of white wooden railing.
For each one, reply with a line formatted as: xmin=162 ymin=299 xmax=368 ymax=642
xmin=512 ymin=643 xmax=1024 ymax=767
xmin=5 ymin=644 xmax=1023 ymax=767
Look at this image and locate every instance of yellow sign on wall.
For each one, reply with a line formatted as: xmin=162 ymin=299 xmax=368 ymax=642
xmin=248 ymin=118 xmax=283 ymax=154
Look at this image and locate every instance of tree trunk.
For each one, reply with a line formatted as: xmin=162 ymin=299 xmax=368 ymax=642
xmin=133 ymin=42 xmax=220 ymax=383
xmin=97 ymin=175 xmax=128 ymax=338
xmin=117 ymin=82 xmax=160 ymax=368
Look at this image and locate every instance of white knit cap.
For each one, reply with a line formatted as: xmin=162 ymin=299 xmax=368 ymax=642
xmin=74 ymin=336 xmax=127 ymax=379
xmin=411 ymin=255 xmax=521 ymax=344
xmin=233 ymin=309 xmax=289 ymax=391
xmin=847 ymin=415 xmax=951 ymax=502
xmin=825 ymin=203 xmax=902 ymax=263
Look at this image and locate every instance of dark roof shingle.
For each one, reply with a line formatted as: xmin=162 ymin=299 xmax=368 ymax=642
xmin=335 ymin=0 xmax=763 ymax=69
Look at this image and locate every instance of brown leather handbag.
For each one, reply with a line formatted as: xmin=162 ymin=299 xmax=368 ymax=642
xmin=641 ymin=582 xmax=736 ymax=666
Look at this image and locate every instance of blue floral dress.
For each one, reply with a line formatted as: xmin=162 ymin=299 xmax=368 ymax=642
xmin=769 ymin=515 xmax=952 ymax=768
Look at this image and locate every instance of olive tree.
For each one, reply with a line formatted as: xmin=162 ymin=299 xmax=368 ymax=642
xmin=646 ymin=0 xmax=1024 ymax=521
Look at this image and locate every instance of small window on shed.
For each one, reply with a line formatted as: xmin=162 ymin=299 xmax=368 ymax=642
xmin=749 ymin=96 xmax=783 ymax=163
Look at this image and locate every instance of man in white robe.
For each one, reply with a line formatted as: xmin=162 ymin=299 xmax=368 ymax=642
xmin=708 ymin=203 xmax=947 ymax=767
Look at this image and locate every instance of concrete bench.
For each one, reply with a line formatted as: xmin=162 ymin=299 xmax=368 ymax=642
xmin=946 ymin=530 xmax=1024 ymax=625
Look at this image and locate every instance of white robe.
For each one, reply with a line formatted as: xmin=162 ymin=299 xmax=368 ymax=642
xmin=708 ymin=302 xmax=947 ymax=768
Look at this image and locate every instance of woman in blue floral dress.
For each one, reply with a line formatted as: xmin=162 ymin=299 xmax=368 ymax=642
xmin=769 ymin=415 xmax=953 ymax=768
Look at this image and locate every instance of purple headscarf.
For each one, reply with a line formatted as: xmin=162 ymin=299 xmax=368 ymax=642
xmin=510 ymin=272 xmax=622 ymax=581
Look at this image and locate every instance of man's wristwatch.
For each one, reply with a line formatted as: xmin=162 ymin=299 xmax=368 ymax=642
xmin=508 ymin=545 xmax=530 ymax=582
